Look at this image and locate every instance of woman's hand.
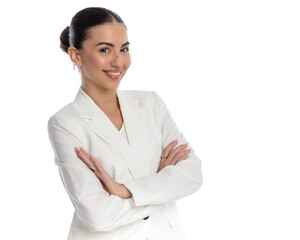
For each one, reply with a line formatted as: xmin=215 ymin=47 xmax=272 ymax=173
xmin=158 ymin=139 xmax=191 ymax=172
xmin=75 ymin=147 xmax=132 ymax=199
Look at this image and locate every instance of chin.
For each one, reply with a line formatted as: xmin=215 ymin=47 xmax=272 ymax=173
xmin=104 ymin=80 xmax=122 ymax=90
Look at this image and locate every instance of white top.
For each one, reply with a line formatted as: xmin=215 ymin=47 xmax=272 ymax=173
xmin=47 ymin=87 xmax=202 ymax=239
xmin=119 ymin=122 xmax=129 ymax=144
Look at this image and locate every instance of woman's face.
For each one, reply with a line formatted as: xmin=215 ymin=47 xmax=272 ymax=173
xmin=78 ymin=23 xmax=131 ymax=91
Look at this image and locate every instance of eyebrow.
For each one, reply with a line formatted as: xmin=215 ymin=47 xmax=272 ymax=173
xmin=94 ymin=41 xmax=130 ymax=48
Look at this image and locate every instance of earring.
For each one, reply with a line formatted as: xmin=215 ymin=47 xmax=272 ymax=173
xmin=73 ymin=63 xmax=76 ymax=70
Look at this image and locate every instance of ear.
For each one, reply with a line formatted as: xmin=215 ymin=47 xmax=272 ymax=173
xmin=68 ymin=46 xmax=82 ymax=67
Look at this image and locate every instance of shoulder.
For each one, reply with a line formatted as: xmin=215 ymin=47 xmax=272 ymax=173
xmin=47 ymin=103 xmax=85 ymax=145
xmin=118 ymin=89 xmax=164 ymax=107
xmin=47 ymin=103 xmax=81 ymax=130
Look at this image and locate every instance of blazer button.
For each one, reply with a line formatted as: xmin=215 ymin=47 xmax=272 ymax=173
xmin=143 ymin=216 xmax=149 ymax=220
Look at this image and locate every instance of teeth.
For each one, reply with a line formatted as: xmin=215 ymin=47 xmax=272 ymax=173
xmin=105 ymin=71 xmax=121 ymax=76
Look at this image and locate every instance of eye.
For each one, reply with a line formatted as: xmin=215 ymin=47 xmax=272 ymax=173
xmin=121 ymin=47 xmax=129 ymax=53
xmin=99 ymin=48 xmax=110 ymax=53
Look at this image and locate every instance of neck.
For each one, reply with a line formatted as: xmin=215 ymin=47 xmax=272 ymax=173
xmin=81 ymin=82 xmax=119 ymax=114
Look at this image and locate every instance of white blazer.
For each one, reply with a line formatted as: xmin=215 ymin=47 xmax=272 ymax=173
xmin=47 ymin=87 xmax=202 ymax=240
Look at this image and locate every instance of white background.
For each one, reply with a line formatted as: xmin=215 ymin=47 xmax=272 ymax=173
xmin=0 ymin=0 xmax=299 ymax=239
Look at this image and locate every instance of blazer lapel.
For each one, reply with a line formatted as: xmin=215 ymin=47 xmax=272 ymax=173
xmin=71 ymin=87 xmax=145 ymax=179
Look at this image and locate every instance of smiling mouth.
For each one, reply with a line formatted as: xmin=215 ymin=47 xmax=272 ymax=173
xmin=103 ymin=70 xmax=122 ymax=79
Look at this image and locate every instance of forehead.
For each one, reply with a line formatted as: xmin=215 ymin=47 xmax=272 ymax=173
xmin=86 ymin=23 xmax=128 ymax=45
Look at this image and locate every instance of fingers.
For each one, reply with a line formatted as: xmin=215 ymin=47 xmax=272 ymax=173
xmin=162 ymin=140 xmax=190 ymax=159
xmin=162 ymin=139 xmax=178 ymax=158
xmin=90 ymin=155 xmax=105 ymax=174
xmin=167 ymin=143 xmax=188 ymax=163
xmin=157 ymin=140 xmax=191 ymax=172
xmin=75 ymin=147 xmax=97 ymax=172
xmin=173 ymin=148 xmax=191 ymax=164
xmin=76 ymin=147 xmax=108 ymax=180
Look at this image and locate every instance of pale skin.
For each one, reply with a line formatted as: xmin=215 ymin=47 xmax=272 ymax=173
xmin=69 ymin=22 xmax=191 ymax=199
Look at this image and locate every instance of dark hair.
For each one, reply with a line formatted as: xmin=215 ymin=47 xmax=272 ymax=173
xmin=60 ymin=7 xmax=125 ymax=53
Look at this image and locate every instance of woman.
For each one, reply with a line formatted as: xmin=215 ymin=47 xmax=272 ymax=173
xmin=48 ymin=7 xmax=202 ymax=240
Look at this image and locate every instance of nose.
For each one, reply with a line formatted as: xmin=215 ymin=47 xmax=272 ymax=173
xmin=111 ymin=52 xmax=123 ymax=68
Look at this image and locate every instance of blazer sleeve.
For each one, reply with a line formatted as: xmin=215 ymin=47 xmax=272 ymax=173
xmin=47 ymin=115 xmax=165 ymax=232
xmin=123 ymin=91 xmax=203 ymax=207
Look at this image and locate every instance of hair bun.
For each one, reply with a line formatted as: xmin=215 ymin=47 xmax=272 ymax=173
xmin=60 ymin=26 xmax=70 ymax=53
